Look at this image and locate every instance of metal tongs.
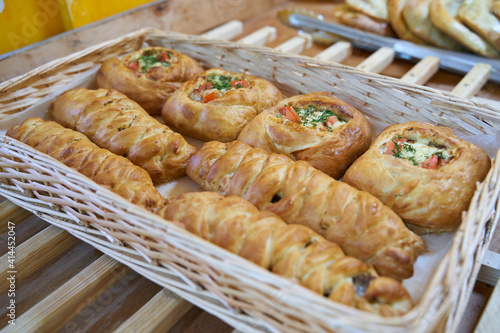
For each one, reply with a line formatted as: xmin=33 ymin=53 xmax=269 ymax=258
xmin=278 ymin=10 xmax=500 ymax=84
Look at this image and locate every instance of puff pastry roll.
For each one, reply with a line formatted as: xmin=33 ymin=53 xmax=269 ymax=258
xmin=6 ymin=117 xmax=168 ymax=212
xmin=238 ymin=91 xmax=372 ymax=179
xmin=160 ymin=191 xmax=413 ymax=316
xmin=96 ymin=47 xmax=204 ymax=115
xmin=161 ymin=68 xmax=283 ymax=142
xmin=49 ymin=88 xmax=197 ymax=183
xmin=187 ymin=140 xmax=425 ymax=280
xmin=343 ymin=121 xmax=491 ymax=233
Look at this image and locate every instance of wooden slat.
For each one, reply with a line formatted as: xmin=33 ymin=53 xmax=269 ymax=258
xmin=451 ymin=63 xmax=492 ymax=99
xmin=0 ymin=201 xmax=32 ymax=233
xmin=274 ymin=34 xmax=313 ymax=54
xmin=400 ymin=56 xmax=440 ymax=85
xmin=2 ymin=255 xmax=124 ymax=332
xmin=475 ymin=278 xmax=500 ymax=332
xmin=114 ymin=289 xmax=193 ymax=333
xmin=237 ymin=26 xmax=277 ymax=46
xmin=0 ymin=225 xmax=78 ymax=293
xmin=314 ymin=41 xmax=352 ymax=63
xmin=356 ymin=47 xmax=395 ymax=73
xmin=200 ymin=20 xmax=243 ymax=41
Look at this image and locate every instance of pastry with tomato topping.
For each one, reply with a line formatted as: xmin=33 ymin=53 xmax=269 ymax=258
xmin=96 ymin=47 xmax=203 ymax=115
xmin=237 ymin=92 xmax=372 ymax=179
xmin=343 ymin=121 xmax=491 ymax=233
xmin=161 ymin=68 xmax=283 ymax=142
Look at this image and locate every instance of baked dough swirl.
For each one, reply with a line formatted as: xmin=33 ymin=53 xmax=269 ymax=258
xmin=96 ymin=47 xmax=204 ymax=115
xmin=7 ymin=117 xmax=167 ymax=212
xmin=187 ymin=140 xmax=425 ymax=280
xmin=238 ymin=91 xmax=372 ymax=179
xmin=49 ymin=88 xmax=197 ymax=183
xmin=160 ymin=191 xmax=413 ymax=316
xmin=161 ymin=68 xmax=283 ymax=142
xmin=343 ymin=121 xmax=491 ymax=233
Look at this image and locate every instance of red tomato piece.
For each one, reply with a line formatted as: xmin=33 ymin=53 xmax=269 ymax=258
xmin=203 ymin=91 xmax=217 ymax=103
xmin=285 ymin=107 xmax=301 ymax=124
xmin=385 ymin=140 xmax=397 ymax=156
xmin=421 ymin=154 xmax=438 ymax=169
xmin=157 ymin=51 xmax=168 ymax=61
xmin=230 ymin=79 xmax=249 ymax=88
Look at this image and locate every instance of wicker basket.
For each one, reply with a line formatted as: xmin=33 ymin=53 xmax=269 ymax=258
xmin=1 ymin=27 xmax=499 ymax=333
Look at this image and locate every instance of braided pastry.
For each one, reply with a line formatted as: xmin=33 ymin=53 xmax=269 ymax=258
xmin=49 ymin=88 xmax=197 ymax=183
xmin=160 ymin=191 xmax=413 ymax=316
xmin=187 ymin=140 xmax=425 ymax=280
xmin=96 ymin=47 xmax=204 ymax=115
xmin=7 ymin=117 xmax=167 ymax=212
xmin=343 ymin=121 xmax=491 ymax=233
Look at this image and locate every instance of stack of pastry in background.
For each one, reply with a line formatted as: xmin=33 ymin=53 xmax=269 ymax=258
xmin=336 ymin=0 xmax=500 ymax=58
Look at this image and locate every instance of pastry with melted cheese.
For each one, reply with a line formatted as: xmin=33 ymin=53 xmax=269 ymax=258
xmin=429 ymin=0 xmax=500 ymax=57
xmin=238 ymin=92 xmax=372 ymax=179
xmin=97 ymin=47 xmax=204 ymax=115
xmin=343 ymin=121 xmax=491 ymax=233
xmin=161 ymin=68 xmax=283 ymax=142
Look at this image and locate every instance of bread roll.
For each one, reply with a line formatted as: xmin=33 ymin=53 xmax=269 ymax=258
xmin=96 ymin=47 xmax=204 ymax=115
xmin=160 ymin=191 xmax=413 ymax=316
xmin=161 ymin=68 xmax=283 ymax=142
xmin=457 ymin=0 xmax=500 ymax=52
xmin=237 ymin=91 xmax=372 ymax=179
xmin=187 ymin=140 xmax=425 ymax=280
xmin=6 ymin=117 xmax=167 ymax=212
xmin=49 ymin=88 xmax=197 ymax=183
xmin=343 ymin=121 xmax=491 ymax=233
xmin=388 ymin=0 xmax=428 ymax=44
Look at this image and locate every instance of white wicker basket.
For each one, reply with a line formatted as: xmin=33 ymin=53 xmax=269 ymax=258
xmin=1 ymin=28 xmax=499 ymax=333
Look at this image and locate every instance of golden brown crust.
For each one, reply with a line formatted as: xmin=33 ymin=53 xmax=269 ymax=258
xmin=343 ymin=121 xmax=491 ymax=232
xmin=388 ymin=0 xmax=429 ymax=44
xmin=187 ymin=140 xmax=425 ymax=280
xmin=160 ymin=191 xmax=413 ymax=316
xmin=161 ymin=68 xmax=283 ymax=142
xmin=237 ymin=91 xmax=372 ymax=179
xmin=96 ymin=47 xmax=204 ymax=115
xmin=6 ymin=117 xmax=168 ymax=212
xmin=402 ymin=0 xmax=465 ymax=50
xmin=49 ymin=88 xmax=197 ymax=183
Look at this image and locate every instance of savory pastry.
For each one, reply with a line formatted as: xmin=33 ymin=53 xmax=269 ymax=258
xmin=388 ymin=0 xmax=428 ymax=44
xmin=6 ymin=117 xmax=168 ymax=212
xmin=429 ymin=0 xmax=500 ymax=57
xmin=187 ymin=140 xmax=425 ymax=280
xmin=333 ymin=4 xmax=395 ymax=36
xmin=346 ymin=0 xmax=388 ymax=20
xmin=237 ymin=92 xmax=372 ymax=180
xmin=457 ymin=0 xmax=500 ymax=52
xmin=49 ymin=88 xmax=197 ymax=183
xmin=402 ymin=0 xmax=465 ymax=50
xmin=160 ymin=192 xmax=413 ymax=316
xmin=161 ymin=68 xmax=283 ymax=142
xmin=343 ymin=121 xmax=491 ymax=233
xmin=96 ymin=47 xmax=204 ymax=115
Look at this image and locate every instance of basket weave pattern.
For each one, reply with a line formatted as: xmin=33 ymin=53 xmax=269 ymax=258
xmin=1 ymin=28 xmax=499 ymax=333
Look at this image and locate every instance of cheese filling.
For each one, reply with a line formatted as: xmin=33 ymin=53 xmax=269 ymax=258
xmin=128 ymin=49 xmax=176 ymax=73
xmin=383 ymin=135 xmax=454 ymax=168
